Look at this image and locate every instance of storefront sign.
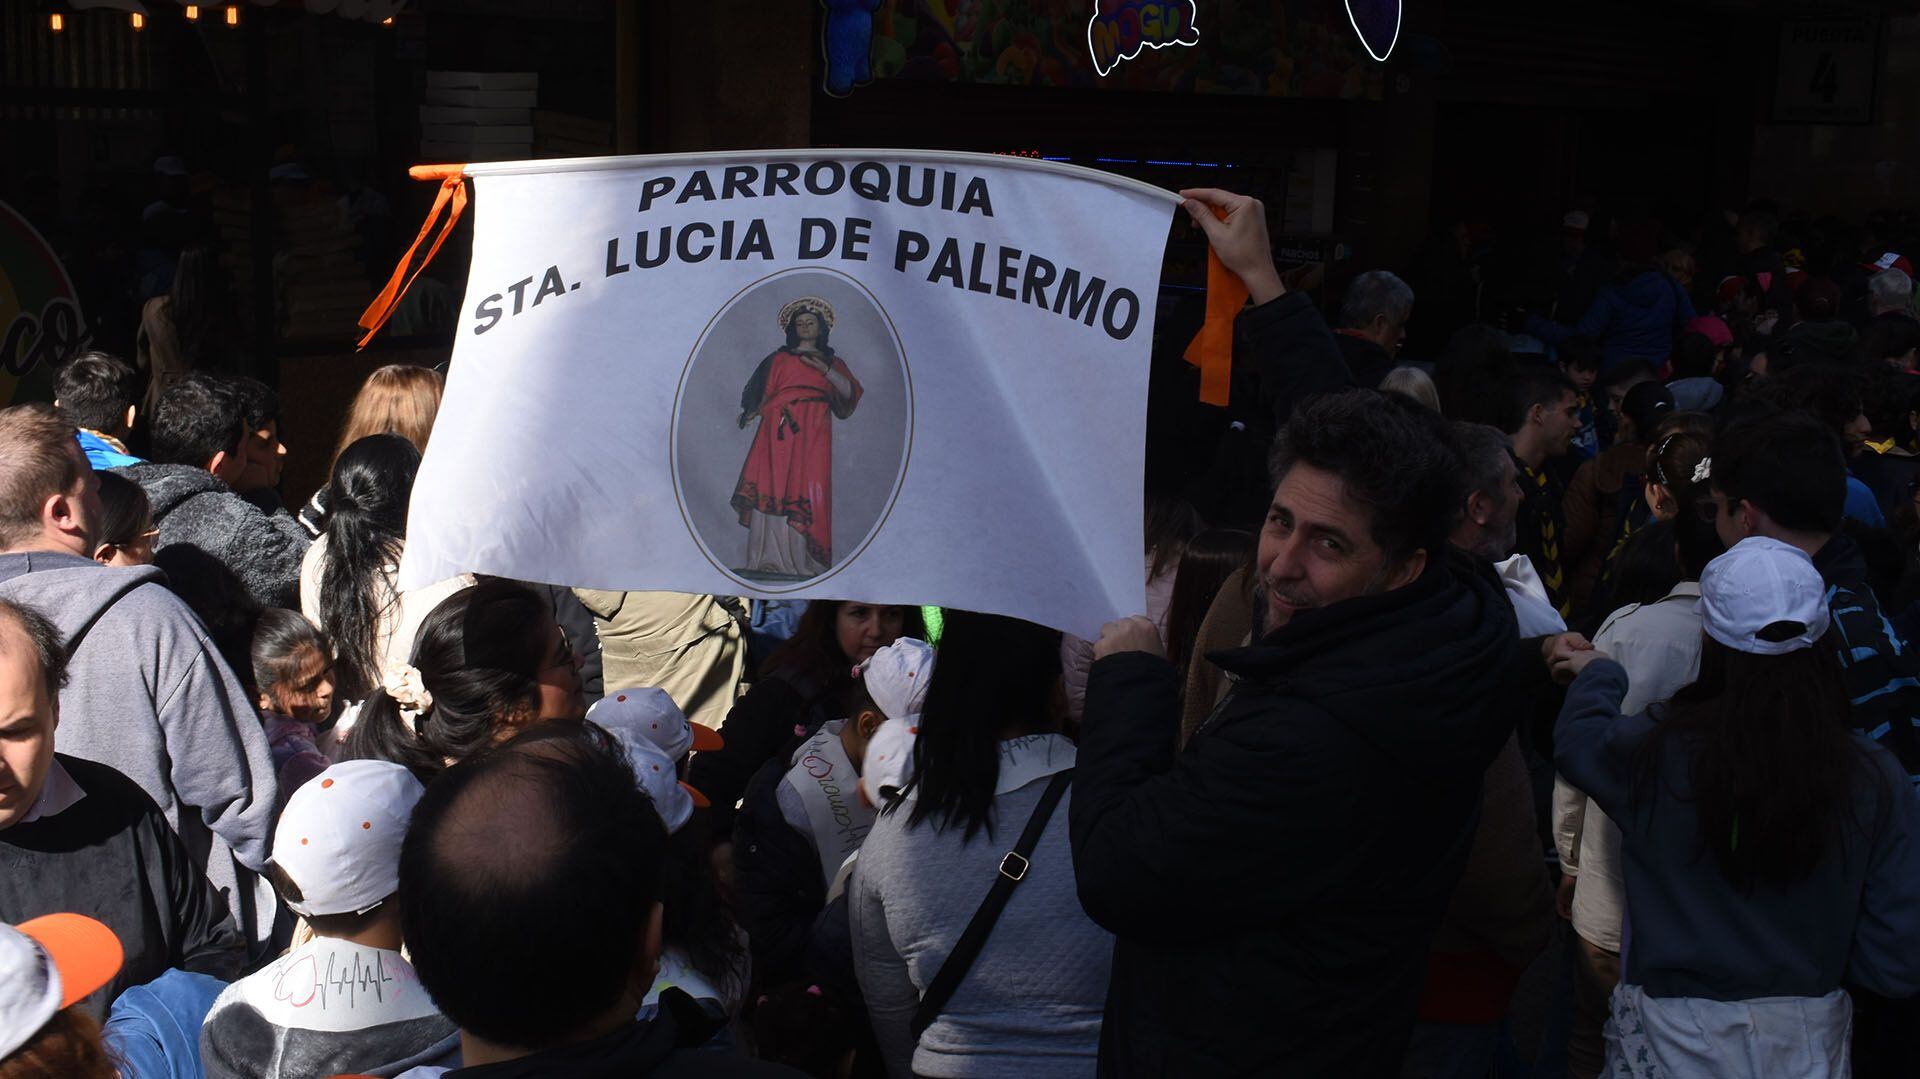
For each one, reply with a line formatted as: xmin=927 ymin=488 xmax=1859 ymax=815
xmin=0 ymin=201 xmax=88 ymax=405
xmin=391 ymin=151 xmax=1178 ymax=636
xmin=1088 ymin=1 xmax=1200 ymax=77
xmin=1774 ymin=15 xmax=1879 ymax=125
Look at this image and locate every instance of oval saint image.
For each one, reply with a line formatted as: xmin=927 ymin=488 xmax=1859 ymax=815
xmin=670 ymin=268 xmax=912 ymax=591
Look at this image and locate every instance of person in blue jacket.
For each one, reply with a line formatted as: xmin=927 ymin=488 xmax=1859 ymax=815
xmin=1529 ymin=221 xmax=1695 ymax=371
xmin=1553 ymin=536 xmax=1920 ymax=1078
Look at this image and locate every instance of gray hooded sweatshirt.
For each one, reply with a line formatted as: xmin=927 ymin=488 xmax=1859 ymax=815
xmin=0 ymin=551 xmax=281 ymax=951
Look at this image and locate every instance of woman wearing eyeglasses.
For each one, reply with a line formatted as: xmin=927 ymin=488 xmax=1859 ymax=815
xmin=88 ymin=472 xmax=158 ymax=568
xmin=346 ymin=578 xmax=587 ymax=783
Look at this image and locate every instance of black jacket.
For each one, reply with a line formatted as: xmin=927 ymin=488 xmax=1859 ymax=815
xmin=1071 ymin=551 xmax=1517 ymax=1076
xmin=689 ymin=671 xmax=847 ymax=842
xmin=732 ymin=757 xmax=827 ymax=987
xmin=1238 ymin=291 xmax=1354 ymax=433
xmin=0 ymin=755 xmax=246 ymax=1019
xmin=1335 ymin=331 xmax=1394 ymax=391
xmin=117 ymin=462 xmax=310 ymax=612
xmin=442 ymin=991 xmax=802 ymax=1077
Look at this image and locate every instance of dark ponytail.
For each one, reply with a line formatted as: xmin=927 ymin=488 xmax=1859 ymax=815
xmin=895 ymin=610 xmax=1061 ymax=841
xmin=347 ymin=578 xmax=552 ymax=782
xmin=318 ymin=434 xmax=420 ymax=699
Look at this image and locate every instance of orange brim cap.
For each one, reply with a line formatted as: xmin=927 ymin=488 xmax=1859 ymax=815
xmin=678 ymin=780 xmax=711 ymax=809
xmin=690 ymin=724 xmax=724 ymax=752
xmin=18 ymin=914 xmax=123 ymax=1009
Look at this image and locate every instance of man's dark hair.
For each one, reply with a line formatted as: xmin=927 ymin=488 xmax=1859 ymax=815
xmin=400 ymin=723 xmax=669 ymax=1051
xmin=1711 ymin=412 xmax=1846 ymax=534
xmin=150 ymin=372 xmax=246 ymax=468
xmin=230 ymin=376 xmax=279 ymax=432
xmin=1507 ymin=364 xmax=1577 ymax=435
xmin=1557 ymin=336 xmax=1601 ymax=373
xmin=53 ymin=352 xmax=140 ymax=433
xmin=1748 ymin=364 xmax=1865 ymax=440
xmin=0 ymin=598 xmax=70 ymax=692
xmin=1269 ymin=390 xmax=1464 ymax=566
xmin=1671 ymin=332 xmax=1718 ymax=380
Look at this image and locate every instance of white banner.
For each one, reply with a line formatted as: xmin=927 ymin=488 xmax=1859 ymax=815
xmin=399 ymin=150 xmax=1177 ymax=637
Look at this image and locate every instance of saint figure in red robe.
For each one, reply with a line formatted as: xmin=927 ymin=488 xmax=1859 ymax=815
xmin=731 ymin=297 xmax=863 ymax=577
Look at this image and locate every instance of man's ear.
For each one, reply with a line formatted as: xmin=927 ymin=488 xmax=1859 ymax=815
xmin=124 ymin=404 xmax=137 ymax=433
xmin=1466 ymin=489 xmax=1495 ymax=528
xmin=1386 ymin=548 xmax=1429 ymax=591
xmin=1527 ymin=402 xmax=1545 ymax=429
xmin=207 ymin=449 xmax=237 ymax=482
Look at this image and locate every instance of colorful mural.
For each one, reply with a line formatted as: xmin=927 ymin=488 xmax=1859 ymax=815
xmin=859 ymin=0 xmax=1384 ymax=99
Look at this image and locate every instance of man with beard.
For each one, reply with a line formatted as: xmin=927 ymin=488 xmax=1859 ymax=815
xmin=1071 ymin=386 xmax=1518 ymax=1075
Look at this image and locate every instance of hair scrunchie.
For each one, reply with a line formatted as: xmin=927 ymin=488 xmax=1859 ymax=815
xmin=382 ymin=663 xmax=435 ymax=734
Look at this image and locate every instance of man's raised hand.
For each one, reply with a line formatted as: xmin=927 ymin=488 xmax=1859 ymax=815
xmin=1178 ymin=188 xmax=1285 ymax=306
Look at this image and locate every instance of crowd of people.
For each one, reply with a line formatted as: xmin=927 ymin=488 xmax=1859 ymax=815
xmin=1 ymin=182 xmax=1917 ymax=1079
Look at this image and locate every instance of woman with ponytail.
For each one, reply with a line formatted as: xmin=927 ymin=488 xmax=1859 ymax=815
xmin=847 ymin=610 xmax=1111 ymax=1078
xmin=299 ymin=434 xmax=471 ymax=704
xmin=346 ymin=578 xmax=586 ymax=782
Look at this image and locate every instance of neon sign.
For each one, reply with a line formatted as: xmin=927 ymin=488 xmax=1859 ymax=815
xmin=1087 ymin=1 xmax=1201 ymax=78
xmin=1344 ymin=0 xmax=1402 ymax=62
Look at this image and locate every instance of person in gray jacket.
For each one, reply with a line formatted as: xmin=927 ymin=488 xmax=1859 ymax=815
xmin=0 ymin=403 xmax=280 ymax=954
xmin=849 ymin=611 xmax=1109 ymax=1079
xmin=117 ymin=372 xmax=309 ymax=612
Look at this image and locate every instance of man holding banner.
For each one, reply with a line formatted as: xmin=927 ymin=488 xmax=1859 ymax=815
xmin=1069 ymin=190 xmax=1518 ymax=1076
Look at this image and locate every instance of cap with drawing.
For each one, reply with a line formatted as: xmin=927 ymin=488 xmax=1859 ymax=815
xmin=588 ymin=687 xmax=722 ymax=761
xmin=1872 ymin=251 xmax=1915 ymax=277
xmin=1698 ymin=536 xmax=1831 ymax=656
xmin=1562 ymin=210 xmax=1589 ymax=232
xmin=0 ymin=914 xmax=123 ymax=1059
xmin=270 ymin=760 xmax=425 ymax=918
xmin=855 ymin=637 xmax=935 ymax=724
xmin=618 ymin=736 xmax=704 ymax=833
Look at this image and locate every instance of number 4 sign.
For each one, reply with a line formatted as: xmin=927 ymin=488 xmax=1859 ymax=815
xmin=1774 ymin=15 xmax=1879 ymax=125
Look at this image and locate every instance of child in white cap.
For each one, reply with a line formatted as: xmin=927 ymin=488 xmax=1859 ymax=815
xmin=198 ymin=761 xmax=458 ymax=1078
xmin=730 ymin=637 xmax=934 ymax=991
xmin=856 ymin=637 xmax=936 ymax=809
xmin=1 ymin=913 xmax=122 ymax=1075
xmin=1555 ymin=537 xmax=1920 ymax=1078
xmin=591 ymin=705 xmax=749 ymax=1042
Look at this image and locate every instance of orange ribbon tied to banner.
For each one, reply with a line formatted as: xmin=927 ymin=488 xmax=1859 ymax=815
xmin=1182 ymin=205 xmax=1246 ymax=408
xmin=356 ymin=164 xmax=470 ymax=349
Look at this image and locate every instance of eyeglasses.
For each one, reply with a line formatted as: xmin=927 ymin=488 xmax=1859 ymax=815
xmin=546 ymin=627 xmax=574 ymax=672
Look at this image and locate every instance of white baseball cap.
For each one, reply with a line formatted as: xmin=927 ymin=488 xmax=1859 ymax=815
xmin=588 ymin=687 xmax=722 ymax=761
xmin=0 ymin=914 xmax=123 ymax=1059
xmin=1698 ymin=537 xmax=1831 ymax=656
xmin=616 ymin=736 xmax=700 ymax=834
xmin=856 ymin=637 xmax=935 ymax=724
xmin=270 ymin=761 xmax=425 ymax=918
xmin=860 ymin=717 xmax=918 ymax=809
xmin=1563 ymin=210 xmax=1590 ymax=232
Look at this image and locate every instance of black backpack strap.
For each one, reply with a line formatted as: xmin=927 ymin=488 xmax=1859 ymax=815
xmin=910 ymin=768 xmax=1074 ymax=1041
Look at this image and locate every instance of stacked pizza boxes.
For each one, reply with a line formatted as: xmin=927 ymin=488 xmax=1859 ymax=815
xmin=420 ymin=71 xmax=536 ymax=163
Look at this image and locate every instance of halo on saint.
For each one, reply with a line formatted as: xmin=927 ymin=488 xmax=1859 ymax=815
xmin=778 ymin=296 xmax=837 ymax=330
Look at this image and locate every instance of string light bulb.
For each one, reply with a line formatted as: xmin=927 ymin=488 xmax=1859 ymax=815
xmin=381 ymin=16 xmax=393 ymax=25
xmin=224 ymin=4 xmax=239 ymax=27
xmin=49 ymin=12 xmax=65 ymax=32
xmin=131 ymin=11 xmax=145 ymax=29
xmin=184 ymin=4 xmax=199 ymax=19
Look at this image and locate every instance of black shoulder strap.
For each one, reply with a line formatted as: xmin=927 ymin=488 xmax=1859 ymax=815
xmin=911 ymin=768 xmax=1074 ymax=1041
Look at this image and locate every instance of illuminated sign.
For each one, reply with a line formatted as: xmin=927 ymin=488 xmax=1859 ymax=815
xmin=1087 ymin=1 xmax=1201 ymax=78
xmin=0 ymin=201 xmax=88 ymax=404
xmin=1344 ymin=0 xmax=1402 ymax=62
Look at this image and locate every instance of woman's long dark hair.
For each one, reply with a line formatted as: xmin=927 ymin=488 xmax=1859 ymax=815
xmin=1164 ymin=528 xmax=1255 ymax=678
xmin=894 ymin=610 xmax=1062 ymax=841
xmin=347 ymin=578 xmax=553 ymax=782
xmin=169 ymin=242 xmax=235 ymax=373
xmin=92 ymin=470 xmax=152 ymax=550
xmin=1143 ymin=493 xmax=1204 ymax=582
xmin=319 ymin=434 xmax=422 ymax=700
xmin=760 ymin=599 xmax=924 ymax=694
xmin=1639 ymin=635 xmax=1887 ymax=891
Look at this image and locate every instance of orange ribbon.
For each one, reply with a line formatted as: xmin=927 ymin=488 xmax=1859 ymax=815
xmin=1182 ymin=206 xmax=1247 ymax=407
xmin=355 ymin=164 xmax=470 ymax=349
